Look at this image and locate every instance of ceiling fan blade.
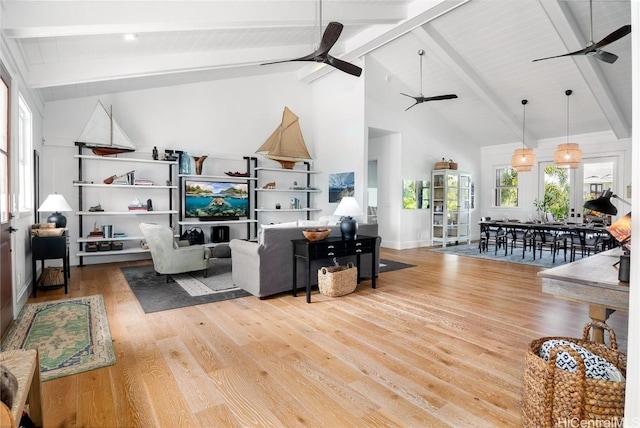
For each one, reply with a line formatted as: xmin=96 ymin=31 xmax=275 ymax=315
xmin=400 ymin=93 xmax=418 ymax=100
xmin=532 ymin=47 xmax=589 ymax=62
xmin=326 ymin=55 xmax=362 ymax=77
xmin=595 ymin=50 xmax=618 ymax=64
xmin=405 ymin=102 xmax=419 ymax=111
xmin=317 ymin=22 xmax=343 ymax=56
xmin=423 ymin=94 xmax=458 ymax=102
xmin=592 ymin=25 xmax=631 ymax=49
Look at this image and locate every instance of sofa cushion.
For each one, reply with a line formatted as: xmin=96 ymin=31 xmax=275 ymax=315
xmin=258 ymin=221 xmax=299 ymax=245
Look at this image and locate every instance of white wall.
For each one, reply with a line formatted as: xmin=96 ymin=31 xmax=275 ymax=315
xmin=364 ymin=56 xmax=482 ymax=249
xmin=311 ymin=62 xmax=367 ymax=224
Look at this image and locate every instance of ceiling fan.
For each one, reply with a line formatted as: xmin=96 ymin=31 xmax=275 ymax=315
xmin=261 ymin=0 xmax=362 ymax=77
xmin=400 ymin=50 xmax=457 ymax=111
xmin=532 ymin=0 xmax=631 ymax=64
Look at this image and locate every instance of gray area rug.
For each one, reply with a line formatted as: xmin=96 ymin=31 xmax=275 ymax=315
xmin=121 ymin=258 xmax=250 ymax=314
xmin=430 ymin=243 xmax=569 ymax=268
xmin=379 ymin=259 xmax=415 ymax=273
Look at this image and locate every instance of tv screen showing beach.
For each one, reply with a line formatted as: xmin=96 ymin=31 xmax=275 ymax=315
xmin=184 ymin=180 xmax=249 ymax=219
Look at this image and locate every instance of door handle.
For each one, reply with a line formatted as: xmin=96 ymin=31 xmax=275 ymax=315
xmin=8 ymin=227 xmax=18 ymax=233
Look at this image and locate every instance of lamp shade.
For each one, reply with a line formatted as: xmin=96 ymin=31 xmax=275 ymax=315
xmin=334 ymin=197 xmax=362 ymax=240
xmin=38 ymin=193 xmax=73 ymax=227
xmin=511 ymin=148 xmax=536 ymax=172
xmin=333 ymin=197 xmax=362 ymax=218
xmin=511 ymin=99 xmax=536 ymax=173
xmin=583 ymin=189 xmax=617 ymax=216
xmin=553 ymin=143 xmax=582 ymax=169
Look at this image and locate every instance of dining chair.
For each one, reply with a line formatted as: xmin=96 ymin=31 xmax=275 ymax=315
xmin=567 ymin=229 xmax=601 ymax=262
xmin=536 ymin=229 xmax=567 ymax=263
xmin=506 ymin=227 xmax=535 ymax=259
xmin=482 ymin=225 xmax=508 ymax=256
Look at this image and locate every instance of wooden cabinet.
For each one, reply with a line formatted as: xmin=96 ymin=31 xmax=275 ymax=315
xmin=431 ymin=169 xmax=471 ymax=247
xmin=254 ymin=162 xmax=321 ymax=225
xmin=74 ymin=144 xmax=178 ymax=265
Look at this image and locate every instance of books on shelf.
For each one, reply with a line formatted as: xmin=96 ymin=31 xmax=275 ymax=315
xmin=134 ymin=179 xmax=154 ymax=186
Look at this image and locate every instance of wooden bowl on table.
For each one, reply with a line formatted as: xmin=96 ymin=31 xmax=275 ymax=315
xmin=303 ymin=228 xmax=331 ymax=241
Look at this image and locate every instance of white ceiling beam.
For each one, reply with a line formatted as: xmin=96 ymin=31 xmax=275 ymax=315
xmin=27 ymin=45 xmax=316 ymax=88
xmin=299 ymin=0 xmax=471 ymax=83
xmin=538 ymin=0 xmax=630 ymax=139
xmin=2 ymin=1 xmax=406 ymax=38
xmin=411 ymin=24 xmax=538 ymax=148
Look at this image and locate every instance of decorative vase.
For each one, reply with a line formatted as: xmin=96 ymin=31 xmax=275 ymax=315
xmin=179 ymin=152 xmax=191 ymax=174
xmin=192 ymin=155 xmax=208 ymax=175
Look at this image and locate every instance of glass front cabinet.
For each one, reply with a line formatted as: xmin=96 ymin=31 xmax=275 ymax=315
xmin=431 ymin=169 xmax=472 ymax=247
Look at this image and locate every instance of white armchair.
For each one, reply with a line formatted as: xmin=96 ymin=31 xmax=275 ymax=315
xmin=139 ymin=223 xmax=211 ymax=281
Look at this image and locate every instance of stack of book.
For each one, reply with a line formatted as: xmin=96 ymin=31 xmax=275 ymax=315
xmin=134 ymin=178 xmax=154 ymax=186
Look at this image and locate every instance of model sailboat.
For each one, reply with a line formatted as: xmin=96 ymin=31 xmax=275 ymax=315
xmin=256 ymin=106 xmax=312 ymax=169
xmin=75 ymin=101 xmax=136 ymax=156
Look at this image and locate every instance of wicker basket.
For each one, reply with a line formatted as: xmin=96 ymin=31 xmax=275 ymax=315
xmin=434 ymin=161 xmax=450 ymax=170
xmin=318 ymin=262 xmax=357 ymax=297
xmin=521 ymin=322 xmax=626 ymax=427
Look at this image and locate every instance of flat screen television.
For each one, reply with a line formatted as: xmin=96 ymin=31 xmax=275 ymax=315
xmin=184 ymin=179 xmax=249 ymax=220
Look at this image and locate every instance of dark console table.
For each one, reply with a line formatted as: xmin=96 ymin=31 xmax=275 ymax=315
xmin=292 ymin=235 xmax=377 ymax=303
xmin=31 ymin=235 xmax=70 ymax=297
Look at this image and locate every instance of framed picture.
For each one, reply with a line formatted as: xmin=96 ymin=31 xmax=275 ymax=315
xmin=403 ymin=180 xmax=417 ymax=209
xmin=328 ymin=172 xmax=354 ymax=203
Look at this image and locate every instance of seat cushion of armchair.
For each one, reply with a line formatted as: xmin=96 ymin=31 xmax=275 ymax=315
xmin=139 ymin=223 xmax=211 ymax=275
xmin=230 ymin=224 xmax=379 ymax=298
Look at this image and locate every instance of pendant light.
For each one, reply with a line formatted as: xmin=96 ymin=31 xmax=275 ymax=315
xmin=554 ymin=90 xmax=582 ymax=169
xmin=511 ymin=99 xmax=536 ymax=172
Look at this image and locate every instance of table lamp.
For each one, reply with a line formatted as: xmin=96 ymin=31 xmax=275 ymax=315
xmin=38 ymin=193 xmax=73 ymax=227
xmin=333 ymin=197 xmax=362 ymax=240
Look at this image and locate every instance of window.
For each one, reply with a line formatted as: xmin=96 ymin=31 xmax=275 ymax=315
xmin=18 ymin=94 xmax=32 ymax=212
xmin=493 ymin=166 xmax=518 ymax=207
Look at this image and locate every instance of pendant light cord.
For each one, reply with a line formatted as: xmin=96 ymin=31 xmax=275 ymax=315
xmin=521 ymin=99 xmax=527 ymax=155
xmin=566 ymin=89 xmax=572 ymax=153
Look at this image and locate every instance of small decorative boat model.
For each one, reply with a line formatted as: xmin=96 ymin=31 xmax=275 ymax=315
xmin=256 ymin=106 xmax=312 ymax=169
xmin=76 ymin=101 xmax=136 ymax=156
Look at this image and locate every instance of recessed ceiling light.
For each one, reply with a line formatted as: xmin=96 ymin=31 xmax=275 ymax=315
xmin=124 ymin=33 xmax=138 ymax=42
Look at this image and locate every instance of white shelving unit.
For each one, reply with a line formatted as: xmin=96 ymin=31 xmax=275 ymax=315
xmin=74 ymin=146 xmax=178 ymax=264
xmin=431 ymin=169 xmax=472 ymax=247
xmin=254 ymin=163 xmax=321 ymax=225
xmin=177 ymin=156 xmax=258 ymax=242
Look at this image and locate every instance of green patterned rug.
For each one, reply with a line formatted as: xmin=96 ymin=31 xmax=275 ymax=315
xmin=1 ymin=295 xmax=116 ymax=381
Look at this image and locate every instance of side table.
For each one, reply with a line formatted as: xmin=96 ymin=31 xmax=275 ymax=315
xmin=31 ymin=234 xmax=69 ymax=297
xmin=292 ymin=235 xmax=377 ymax=303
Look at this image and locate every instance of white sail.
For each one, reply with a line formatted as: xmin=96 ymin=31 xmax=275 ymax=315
xmin=256 ymin=106 xmax=312 ymax=168
xmin=76 ymin=101 xmax=135 ymax=154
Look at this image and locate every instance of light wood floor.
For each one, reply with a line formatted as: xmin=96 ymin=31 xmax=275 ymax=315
xmin=28 ymin=246 xmax=627 ymax=428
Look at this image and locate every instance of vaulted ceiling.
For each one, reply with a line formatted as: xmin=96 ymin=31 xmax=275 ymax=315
xmin=1 ymin=0 xmax=632 ymax=147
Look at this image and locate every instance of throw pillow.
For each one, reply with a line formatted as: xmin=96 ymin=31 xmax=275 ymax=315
xmin=297 ymin=220 xmax=329 ymax=228
xmin=539 ymin=339 xmax=625 ymax=381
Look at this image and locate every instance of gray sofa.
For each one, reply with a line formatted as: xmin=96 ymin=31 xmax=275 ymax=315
xmin=229 ymin=223 xmax=380 ymax=298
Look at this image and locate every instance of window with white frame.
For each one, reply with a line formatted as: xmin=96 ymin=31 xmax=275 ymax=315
xmin=18 ymin=94 xmax=32 ymax=212
xmin=493 ymin=166 xmax=518 ymax=207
